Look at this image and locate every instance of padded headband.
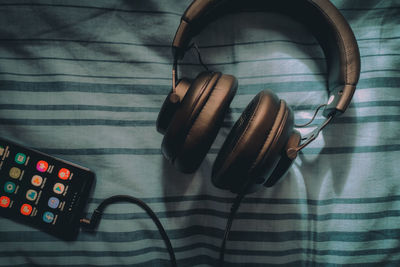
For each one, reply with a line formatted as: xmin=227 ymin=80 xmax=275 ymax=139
xmin=172 ymin=0 xmax=361 ymax=116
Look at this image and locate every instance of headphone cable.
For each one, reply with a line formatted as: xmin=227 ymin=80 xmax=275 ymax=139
xmin=80 ymin=195 xmax=177 ymax=267
xmin=80 ymin=193 xmax=246 ymax=267
xmin=294 ymin=103 xmax=327 ymax=128
xmin=219 ymin=192 xmax=246 ymax=267
xmin=187 ymin=42 xmax=210 ymax=72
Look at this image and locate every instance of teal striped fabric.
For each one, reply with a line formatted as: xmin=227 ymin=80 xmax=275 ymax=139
xmin=0 ymin=0 xmax=399 ymax=266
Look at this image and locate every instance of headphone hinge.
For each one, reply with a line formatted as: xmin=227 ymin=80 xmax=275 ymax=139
xmin=288 ymin=116 xmax=333 ymax=158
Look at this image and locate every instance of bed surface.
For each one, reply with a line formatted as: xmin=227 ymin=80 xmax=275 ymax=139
xmin=0 ymin=0 xmax=399 ymax=266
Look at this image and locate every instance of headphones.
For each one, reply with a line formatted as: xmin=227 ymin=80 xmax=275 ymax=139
xmin=156 ymin=0 xmax=361 ymax=194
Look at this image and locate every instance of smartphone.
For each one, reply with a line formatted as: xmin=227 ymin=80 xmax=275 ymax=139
xmin=0 ymin=137 xmax=95 ymax=241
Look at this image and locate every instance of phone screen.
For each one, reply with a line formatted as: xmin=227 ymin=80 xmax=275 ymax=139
xmin=0 ymin=138 xmax=95 ymax=240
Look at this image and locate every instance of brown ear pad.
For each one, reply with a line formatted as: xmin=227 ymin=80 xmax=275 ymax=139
xmin=161 ymin=71 xmax=238 ymax=173
xmin=211 ymin=90 xmax=294 ymax=194
xmin=264 ymin=130 xmax=301 ymax=187
xmin=156 ymin=79 xmax=191 ymax=135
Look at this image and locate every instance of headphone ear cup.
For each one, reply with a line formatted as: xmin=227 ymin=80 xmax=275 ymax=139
xmin=264 ymin=130 xmax=301 ymax=187
xmin=212 ymin=90 xmax=294 ymax=194
xmin=161 ymin=71 xmax=238 ymax=173
xmin=156 ymin=78 xmax=191 ymax=135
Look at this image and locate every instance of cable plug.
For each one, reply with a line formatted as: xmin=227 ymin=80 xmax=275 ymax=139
xmin=80 ymin=209 xmax=103 ymax=230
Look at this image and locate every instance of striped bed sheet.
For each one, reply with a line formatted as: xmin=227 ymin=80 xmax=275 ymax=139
xmin=0 ymin=0 xmax=399 ymax=266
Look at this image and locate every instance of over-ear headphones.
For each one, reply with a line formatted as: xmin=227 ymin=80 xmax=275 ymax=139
xmin=157 ymin=0 xmax=361 ymax=194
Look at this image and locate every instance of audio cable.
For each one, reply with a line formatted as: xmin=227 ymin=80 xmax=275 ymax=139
xmin=80 ymin=193 xmax=246 ymax=267
xmin=219 ymin=192 xmax=246 ymax=267
xmin=80 ymin=195 xmax=177 ymax=267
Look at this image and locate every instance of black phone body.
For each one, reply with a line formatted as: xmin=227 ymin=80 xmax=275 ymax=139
xmin=0 ymin=137 xmax=95 ymax=241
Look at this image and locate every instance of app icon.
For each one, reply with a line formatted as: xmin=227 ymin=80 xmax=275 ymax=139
xmin=15 ymin=153 xmax=26 ymax=164
xmin=20 ymin=204 xmax=32 ymax=216
xmin=0 ymin=146 xmax=4 ymax=156
xmin=58 ymin=168 xmax=70 ymax=180
xmin=31 ymin=175 xmax=43 ymax=187
xmin=36 ymin=160 xmax=48 ymax=172
xmin=0 ymin=196 xmax=10 ymax=208
xmin=26 ymin=189 xmax=38 ymax=201
xmin=9 ymin=167 xmax=21 ymax=179
xmin=4 ymin=181 xmax=16 ymax=193
xmin=48 ymin=197 xmax=60 ymax=209
xmin=42 ymin=211 xmax=55 ymax=223
xmin=53 ymin=183 xmax=65 ymax=194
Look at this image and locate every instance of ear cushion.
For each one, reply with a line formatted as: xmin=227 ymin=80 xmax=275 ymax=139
xmin=264 ymin=130 xmax=301 ymax=187
xmin=156 ymin=78 xmax=191 ymax=135
xmin=162 ymin=71 xmax=238 ymax=173
xmin=211 ymin=90 xmax=294 ymax=193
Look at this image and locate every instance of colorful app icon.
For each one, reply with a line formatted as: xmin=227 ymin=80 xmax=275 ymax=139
xmin=53 ymin=183 xmax=65 ymax=194
xmin=0 ymin=196 xmax=10 ymax=208
xmin=26 ymin=189 xmax=38 ymax=201
xmin=9 ymin=167 xmax=21 ymax=179
xmin=42 ymin=211 xmax=54 ymax=223
xmin=20 ymin=204 xmax=32 ymax=216
xmin=4 ymin=181 xmax=16 ymax=194
xmin=15 ymin=153 xmax=26 ymax=164
xmin=58 ymin=168 xmax=70 ymax=180
xmin=48 ymin=197 xmax=60 ymax=209
xmin=31 ymin=175 xmax=43 ymax=187
xmin=36 ymin=160 xmax=48 ymax=172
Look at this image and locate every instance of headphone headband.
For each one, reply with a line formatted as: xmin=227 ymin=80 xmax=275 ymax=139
xmin=172 ymin=0 xmax=361 ymax=117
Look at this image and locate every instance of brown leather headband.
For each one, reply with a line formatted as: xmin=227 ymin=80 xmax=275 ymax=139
xmin=172 ymin=0 xmax=361 ymax=117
